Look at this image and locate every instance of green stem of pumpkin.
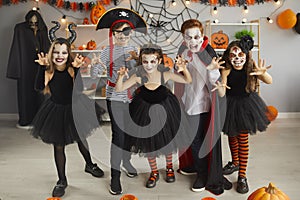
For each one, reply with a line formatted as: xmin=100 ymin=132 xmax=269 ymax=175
xmin=266 ymin=183 xmax=276 ymax=194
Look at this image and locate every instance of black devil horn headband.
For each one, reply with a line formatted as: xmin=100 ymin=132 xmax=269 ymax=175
xmin=49 ymin=21 xmax=61 ymax=42
xmin=67 ymin=23 xmax=77 ymax=44
xmin=49 ymin=21 xmax=77 ymax=44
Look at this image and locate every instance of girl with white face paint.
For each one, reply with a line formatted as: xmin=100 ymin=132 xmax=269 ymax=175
xmin=115 ymin=43 xmax=192 ymax=189
xmin=219 ymin=36 xmax=272 ymax=194
xmin=32 ymin=22 xmax=105 ymax=198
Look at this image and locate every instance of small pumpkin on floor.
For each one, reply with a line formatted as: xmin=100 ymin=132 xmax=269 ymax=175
xmin=266 ymin=105 xmax=278 ymax=121
xmin=247 ymin=183 xmax=290 ymax=200
xmin=120 ymin=194 xmax=138 ymax=200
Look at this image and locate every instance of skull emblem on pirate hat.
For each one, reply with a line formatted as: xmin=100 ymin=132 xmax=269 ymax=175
xmin=95 ymin=7 xmax=147 ymax=34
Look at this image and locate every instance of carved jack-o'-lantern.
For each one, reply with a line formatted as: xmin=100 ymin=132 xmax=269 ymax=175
xmin=163 ymin=54 xmax=174 ymax=68
xmin=87 ymin=40 xmax=97 ymax=50
xmin=211 ymin=30 xmax=229 ymax=49
xmin=90 ymin=2 xmax=106 ymax=24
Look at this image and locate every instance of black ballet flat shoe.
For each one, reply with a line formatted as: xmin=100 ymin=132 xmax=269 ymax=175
xmin=122 ymin=162 xmax=138 ymax=178
xmin=52 ymin=179 xmax=68 ymax=197
xmin=85 ymin=163 xmax=104 ymax=178
xmin=223 ymin=161 xmax=239 ymax=175
xmin=223 ymin=176 xmax=233 ymax=190
xmin=237 ymin=176 xmax=249 ymax=194
xmin=146 ymin=172 xmax=159 ymax=188
xmin=165 ymin=168 xmax=175 ymax=183
xmin=109 ymin=177 xmax=122 ymax=195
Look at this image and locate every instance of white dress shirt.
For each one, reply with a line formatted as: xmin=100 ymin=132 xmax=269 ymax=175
xmin=181 ymin=49 xmax=220 ymax=115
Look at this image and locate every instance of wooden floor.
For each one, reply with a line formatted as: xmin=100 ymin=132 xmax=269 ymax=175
xmin=0 ymin=116 xmax=299 ymax=200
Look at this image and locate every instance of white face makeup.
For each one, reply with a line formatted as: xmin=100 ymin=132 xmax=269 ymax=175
xmin=142 ymin=54 xmax=159 ymax=74
xmin=183 ymin=27 xmax=204 ymax=52
xmin=113 ymin=24 xmax=132 ymax=46
xmin=229 ymin=46 xmax=246 ymax=70
xmin=52 ymin=44 xmax=68 ymax=66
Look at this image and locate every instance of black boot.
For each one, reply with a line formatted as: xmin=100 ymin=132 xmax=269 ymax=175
xmin=109 ymin=169 xmax=122 ymax=195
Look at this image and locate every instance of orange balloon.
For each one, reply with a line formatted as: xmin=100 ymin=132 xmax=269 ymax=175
xmin=277 ymin=9 xmax=297 ymax=29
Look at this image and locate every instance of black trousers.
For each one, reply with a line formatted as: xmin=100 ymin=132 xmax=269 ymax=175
xmin=106 ymin=100 xmax=132 ymax=177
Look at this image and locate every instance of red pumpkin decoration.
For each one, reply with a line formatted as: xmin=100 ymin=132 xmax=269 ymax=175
xmin=163 ymin=54 xmax=174 ymax=68
xmin=90 ymin=1 xmax=106 ymax=24
xmin=277 ymin=9 xmax=297 ymax=29
xmin=86 ymin=40 xmax=97 ymax=50
xmin=228 ymin=0 xmax=237 ymax=6
xmin=211 ymin=30 xmax=229 ymax=49
xmin=247 ymin=183 xmax=290 ymax=200
xmin=266 ymin=105 xmax=278 ymax=121
xmin=83 ymin=17 xmax=89 ymax=25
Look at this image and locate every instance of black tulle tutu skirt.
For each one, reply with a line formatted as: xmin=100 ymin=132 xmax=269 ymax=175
xmin=124 ymin=85 xmax=190 ymax=157
xmin=31 ymin=94 xmax=99 ymax=145
xmin=223 ymin=92 xmax=270 ymax=136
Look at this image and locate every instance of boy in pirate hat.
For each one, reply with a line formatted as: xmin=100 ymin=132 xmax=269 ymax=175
xmin=94 ymin=7 xmax=147 ymax=195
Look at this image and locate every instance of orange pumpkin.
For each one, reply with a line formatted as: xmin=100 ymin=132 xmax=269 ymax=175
xmin=163 ymin=54 xmax=174 ymax=68
xmin=120 ymin=194 xmax=138 ymax=200
xmin=248 ymin=183 xmax=290 ymax=200
xmin=277 ymin=9 xmax=297 ymax=29
xmin=266 ymin=105 xmax=278 ymax=121
xmin=86 ymin=40 xmax=97 ymax=50
xmin=211 ymin=30 xmax=229 ymax=49
xmin=90 ymin=1 xmax=106 ymax=24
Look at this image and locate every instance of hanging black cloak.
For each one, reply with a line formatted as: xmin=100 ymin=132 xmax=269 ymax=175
xmin=6 ymin=10 xmax=50 ymax=126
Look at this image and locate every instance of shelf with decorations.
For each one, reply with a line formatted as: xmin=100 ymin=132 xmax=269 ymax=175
xmin=205 ymin=20 xmax=260 ymax=61
xmin=70 ymin=23 xmax=109 ymax=122
xmin=205 ymin=20 xmax=262 ymax=94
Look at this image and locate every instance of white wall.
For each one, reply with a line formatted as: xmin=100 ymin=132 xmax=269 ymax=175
xmin=0 ymin=0 xmax=299 ymax=113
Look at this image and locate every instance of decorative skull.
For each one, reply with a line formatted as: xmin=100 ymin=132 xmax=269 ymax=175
xmin=119 ymin=11 xmax=129 ymax=18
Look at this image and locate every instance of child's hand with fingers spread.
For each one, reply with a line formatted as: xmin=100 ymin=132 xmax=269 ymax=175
xmin=126 ymin=50 xmax=139 ymax=61
xmin=35 ymin=52 xmax=49 ymax=66
xmin=72 ymin=54 xmax=85 ymax=68
xmin=207 ymin=57 xmax=225 ymax=71
xmin=174 ymin=55 xmax=188 ymax=73
xmin=211 ymin=81 xmax=231 ymax=92
xmin=117 ymin=66 xmax=129 ymax=78
xmin=250 ymin=59 xmax=272 ymax=76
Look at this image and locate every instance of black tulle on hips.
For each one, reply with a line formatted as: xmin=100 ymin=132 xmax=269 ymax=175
xmin=222 ymin=92 xmax=270 ymax=136
xmin=31 ymin=94 xmax=99 ymax=146
xmin=124 ymin=85 xmax=189 ymax=157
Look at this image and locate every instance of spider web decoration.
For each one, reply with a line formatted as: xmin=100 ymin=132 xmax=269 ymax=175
xmin=130 ymin=0 xmax=207 ymax=56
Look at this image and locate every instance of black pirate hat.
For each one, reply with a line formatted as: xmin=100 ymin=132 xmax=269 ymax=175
xmin=95 ymin=7 xmax=147 ymax=34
